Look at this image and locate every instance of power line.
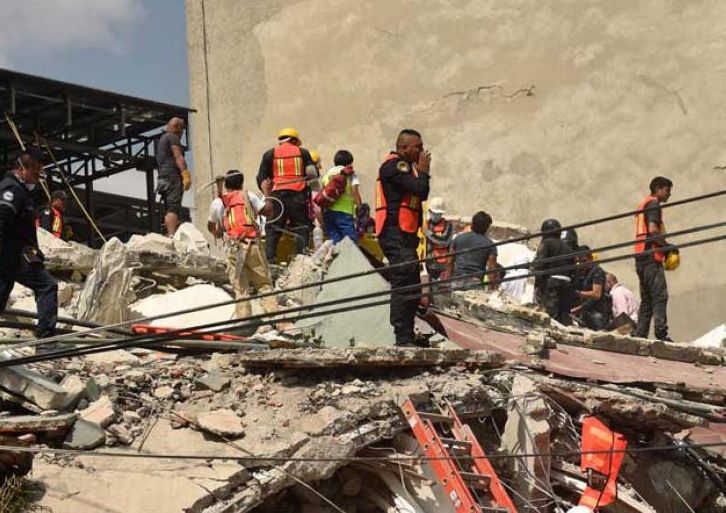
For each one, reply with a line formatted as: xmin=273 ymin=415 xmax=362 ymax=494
xmin=20 ymin=188 xmax=726 ymax=348
xmin=2 ymin=230 xmax=724 ymax=366
xmin=4 ymin=440 xmax=726 ymax=464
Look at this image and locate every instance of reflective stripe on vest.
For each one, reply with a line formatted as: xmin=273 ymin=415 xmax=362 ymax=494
xmin=222 ymin=190 xmax=258 ymax=240
xmin=272 ymin=142 xmax=306 ymax=192
xmin=578 ymin=416 xmax=627 ymax=510
xmin=634 ymin=194 xmax=665 ymax=263
xmin=35 ymin=207 xmax=64 ymax=238
xmin=425 ymin=220 xmax=453 ymax=266
xmin=374 ymin=153 xmax=421 ymax=236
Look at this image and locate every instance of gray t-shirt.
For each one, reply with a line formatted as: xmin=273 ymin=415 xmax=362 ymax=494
xmin=452 ymin=231 xmax=498 ymax=279
xmin=157 ymin=132 xmax=183 ymax=178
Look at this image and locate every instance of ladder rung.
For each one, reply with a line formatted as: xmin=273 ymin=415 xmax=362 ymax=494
xmin=460 ymin=471 xmax=491 ymax=490
xmin=417 ymin=411 xmax=455 ymax=424
xmin=440 ymin=437 xmax=472 ymax=450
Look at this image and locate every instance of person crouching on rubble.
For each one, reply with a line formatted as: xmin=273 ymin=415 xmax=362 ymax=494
xmin=423 ymin=197 xmax=454 ymax=281
xmin=451 ymin=211 xmax=499 ymax=291
xmin=571 ymin=245 xmax=611 ymax=331
xmin=207 ymin=170 xmax=281 ymax=330
xmin=533 ymin=218 xmax=574 ymax=325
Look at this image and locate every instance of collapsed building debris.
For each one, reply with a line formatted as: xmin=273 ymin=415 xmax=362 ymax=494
xmin=0 ymin=226 xmax=725 ymax=513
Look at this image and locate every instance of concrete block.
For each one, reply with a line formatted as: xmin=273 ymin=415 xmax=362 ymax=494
xmin=0 ymin=364 xmax=70 ymax=410
xmin=63 ymin=419 xmax=106 ymax=450
xmin=80 ymin=395 xmax=116 ymax=428
xmin=197 ymin=409 xmax=245 ymax=438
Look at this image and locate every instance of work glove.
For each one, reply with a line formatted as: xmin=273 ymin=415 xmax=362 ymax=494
xmin=181 ymin=169 xmax=192 ymax=191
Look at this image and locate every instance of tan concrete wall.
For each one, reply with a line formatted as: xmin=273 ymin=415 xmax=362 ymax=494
xmin=186 ymin=0 xmax=726 ymax=341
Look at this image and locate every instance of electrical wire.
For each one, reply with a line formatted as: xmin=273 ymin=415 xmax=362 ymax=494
xmin=5 ymin=440 xmax=726 ymax=463
xmin=15 ymin=195 xmax=726 ymax=350
xmin=2 ymin=230 xmax=725 ymax=366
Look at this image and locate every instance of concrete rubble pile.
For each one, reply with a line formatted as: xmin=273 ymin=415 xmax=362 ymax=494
xmin=0 ymin=230 xmax=725 ymax=513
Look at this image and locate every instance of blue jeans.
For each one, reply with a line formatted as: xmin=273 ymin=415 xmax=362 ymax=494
xmin=0 ymin=260 xmax=58 ymax=337
xmin=323 ymin=210 xmax=358 ymax=244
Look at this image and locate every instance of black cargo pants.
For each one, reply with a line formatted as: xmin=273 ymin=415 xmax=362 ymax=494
xmin=379 ymin=226 xmax=421 ymax=345
xmin=634 ymin=260 xmax=669 ymax=340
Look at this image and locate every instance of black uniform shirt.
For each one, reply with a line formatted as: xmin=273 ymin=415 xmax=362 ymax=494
xmin=0 ymin=173 xmax=39 ymax=273
xmin=580 ymin=263 xmax=610 ymax=316
xmin=532 ymin=236 xmax=574 ymax=290
xmin=379 ymin=153 xmax=430 ymax=230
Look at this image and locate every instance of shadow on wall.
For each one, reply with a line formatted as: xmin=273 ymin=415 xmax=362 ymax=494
xmin=670 ymin=284 xmax=726 ymax=342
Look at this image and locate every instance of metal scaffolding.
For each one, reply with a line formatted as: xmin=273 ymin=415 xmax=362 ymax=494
xmin=0 ymin=67 xmax=192 ymax=246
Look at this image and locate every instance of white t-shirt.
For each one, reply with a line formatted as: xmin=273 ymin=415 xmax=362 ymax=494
xmin=208 ymin=191 xmax=265 ymax=227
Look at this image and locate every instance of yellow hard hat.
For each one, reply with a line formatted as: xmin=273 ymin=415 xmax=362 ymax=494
xmin=277 ymin=127 xmax=300 ymax=141
xmin=664 ymin=251 xmax=680 ymax=271
xmin=309 ymin=150 xmax=320 ymax=164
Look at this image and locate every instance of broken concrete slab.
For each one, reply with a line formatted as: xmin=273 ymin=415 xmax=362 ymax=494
xmin=693 ymin=324 xmax=726 ymax=348
xmin=196 ymin=372 xmax=231 ymax=392
xmin=60 ymin=374 xmax=86 ymax=410
xmin=0 ymin=413 xmax=77 ymax=434
xmin=127 ymin=232 xmax=175 ymax=254
xmin=79 ymin=395 xmax=116 ymax=428
xmin=236 ymin=347 xmax=504 ymax=369
xmin=197 ymin=409 xmax=245 ymax=438
xmin=296 ymin=237 xmax=396 ymax=347
xmin=83 ymin=349 xmax=140 ymax=372
xmin=501 ymin=374 xmax=551 ymax=512
xmin=0 ymin=362 xmax=70 ymax=410
xmin=76 ymin=237 xmax=137 ymax=324
xmin=63 ymin=419 xmax=106 ymax=450
xmin=129 ymin=283 xmax=234 ymax=330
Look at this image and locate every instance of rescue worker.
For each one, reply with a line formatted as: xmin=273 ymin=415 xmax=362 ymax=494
xmin=533 ymin=218 xmax=574 ymax=325
xmin=423 ymin=197 xmax=453 ymax=280
xmin=634 ymin=176 xmax=675 ymax=341
xmin=156 ymin=117 xmax=192 ymax=237
xmin=571 ymin=245 xmax=611 ymax=330
xmin=0 ymin=148 xmax=58 ymax=339
xmin=375 ymin=129 xmax=431 ymax=347
xmin=207 ymin=170 xmax=279 ymax=323
xmin=36 ymin=190 xmax=68 ymax=240
xmin=256 ymin=128 xmax=319 ymax=263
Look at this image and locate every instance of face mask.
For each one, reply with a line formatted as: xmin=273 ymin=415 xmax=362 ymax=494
xmin=429 ymin=213 xmax=442 ymax=223
xmin=25 ymin=183 xmax=36 ymax=192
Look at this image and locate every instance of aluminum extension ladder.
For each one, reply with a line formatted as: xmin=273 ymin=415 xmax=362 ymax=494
xmin=400 ymin=398 xmax=518 ymax=513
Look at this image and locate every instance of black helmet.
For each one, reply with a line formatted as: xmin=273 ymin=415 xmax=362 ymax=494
xmin=561 ymin=228 xmax=578 ymax=248
xmin=541 ymin=218 xmax=562 ymax=233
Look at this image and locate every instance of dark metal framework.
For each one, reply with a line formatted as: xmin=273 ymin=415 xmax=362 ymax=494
xmin=0 ymin=68 xmax=192 ymax=245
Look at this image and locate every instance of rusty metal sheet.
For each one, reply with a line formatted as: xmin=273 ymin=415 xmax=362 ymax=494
xmin=437 ymin=313 xmax=726 ymax=393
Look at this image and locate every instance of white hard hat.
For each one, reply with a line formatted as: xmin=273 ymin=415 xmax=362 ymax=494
xmin=567 ymin=507 xmax=593 ymax=513
xmin=428 ymin=197 xmax=447 ymax=215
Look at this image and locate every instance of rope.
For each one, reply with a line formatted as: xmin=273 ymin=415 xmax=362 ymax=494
xmin=3 ymin=112 xmax=51 ymax=202
xmin=35 ymin=132 xmax=108 ymax=243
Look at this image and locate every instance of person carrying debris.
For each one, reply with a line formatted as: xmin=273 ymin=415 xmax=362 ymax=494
xmin=156 ymin=117 xmax=192 ymax=237
xmin=375 ymin=129 xmax=430 ymax=347
xmin=0 ymin=147 xmax=59 ymax=340
xmin=318 ymin=150 xmax=362 ymax=244
xmin=207 ymin=170 xmax=279 ymax=324
xmin=533 ymin=218 xmax=574 ymax=325
xmin=36 ymin=189 xmax=68 ymax=240
xmin=633 ymin=176 xmax=676 ymax=341
xmin=571 ymin=245 xmax=611 ymax=330
xmin=451 ymin=211 xmax=499 ymax=290
xmin=423 ymin=197 xmax=454 ymax=280
xmin=256 ymin=128 xmax=319 ymax=263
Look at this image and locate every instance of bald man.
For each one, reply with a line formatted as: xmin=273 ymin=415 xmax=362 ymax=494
xmin=156 ymin=117 xmax=191 ymax=236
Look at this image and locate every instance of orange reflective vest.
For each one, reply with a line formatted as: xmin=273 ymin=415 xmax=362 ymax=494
xmin=221 ymin=190 xmax=258 ymax=240
xmin=579 ymin=416 xmax=627 ymax=510
xmin=374 ymin=153 xmax=421 ymax=236
xmin=425 ymin=219 xmax=453 ymax=269
xmin=36 ymin=207 xmax=63 ymax=239
xmin=272 ymin=142 xmax=306 ymax=192
xmin=634 ymin=194 xmax=665 ymax=263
